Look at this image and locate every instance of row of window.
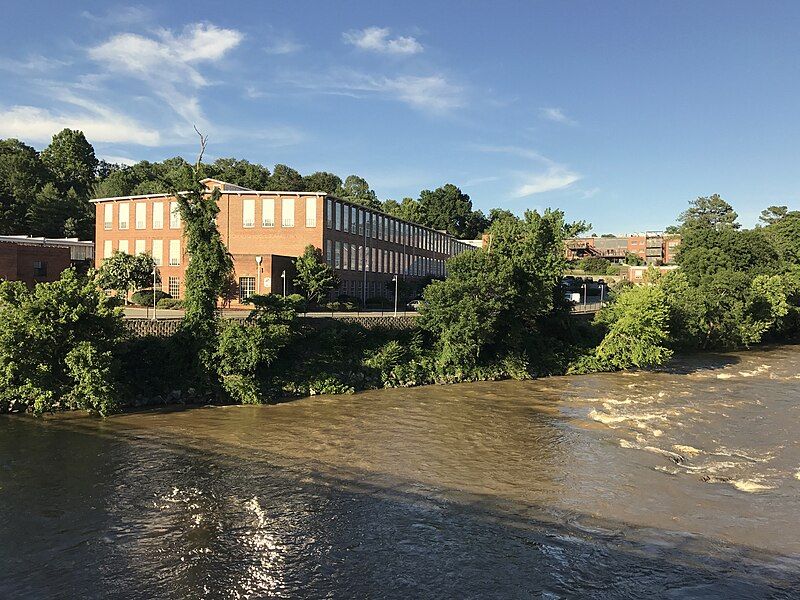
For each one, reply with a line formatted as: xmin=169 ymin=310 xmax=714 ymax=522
xmin=103 ymin=201 xmax=181 ymax=231
xmin=325 ymin=240 xmax=446 ymax=277
xmin=241 ymin=197 xmax=316 ymax=228
xmin=102 ymin=239 xmax=181 ymax=267
xmin=326 ymin=198 xmax=469 ymax=255
xmin=339 ymin=279 xmax=397 ymax=299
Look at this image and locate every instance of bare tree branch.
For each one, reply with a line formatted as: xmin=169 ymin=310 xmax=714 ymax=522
xmin=193 ymin=125 xmax=208 ymax=172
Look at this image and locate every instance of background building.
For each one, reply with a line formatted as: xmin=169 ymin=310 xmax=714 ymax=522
xmin=92 ymin=179 xmax=473 ymax=304
xmin=565 ymin=232 xmax=681 ymax=265
xmin=0 ymin=236 xmax=94 ymax=287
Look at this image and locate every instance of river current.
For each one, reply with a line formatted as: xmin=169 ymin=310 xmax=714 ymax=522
xmin=2 ymin=346 xmax=800 ymax=598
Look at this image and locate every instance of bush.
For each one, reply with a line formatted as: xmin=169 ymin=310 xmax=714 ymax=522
xmin=157 ymin=298 xmax=184 ymax=309
xmin=131 ymin=289 xmax=171 ymax=306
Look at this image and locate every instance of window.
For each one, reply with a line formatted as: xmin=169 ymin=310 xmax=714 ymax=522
xmin=359 ymin=210 xmax=365 ymax=236
xmin=326 ymin=198 xmax=333 ymax=229
xmin=33 ymin=260 xmax=47 ymax=277
xmin=242 ymin=198 xmax=255 ymax=228
xmin=239 ymin=277 xmax=255 ymax=302
xmin=104 ymin=204 xmax=113 ymax=230
xmin=168 ymin=276 xmax=181 ymax=298
xmin=365 ymin=212 xmax=371 ymax=238
xmin=153 ymin=202 xmax=164 ymax=229
xmin=169 ymin=202 xmax=180 ymax=229
xmin=335 ymin=201 xmax=341 ymax=231
xmin=262 ymin=198 xmax=275 ymax=227
xmin=135 ymin=239 xmax=145 ymax=255
xmin=118 ymin=239 xmax=129 ymax=254
xmin=343 ymin=204 xmax=350 ymax=233
xmin=103 ymin=240 xmax=112 ymax=259
xmin=152 ymin=240 xmax=163 ymax=266
xmin=334 ymin=241 xmax=342 ymax=268
xmin=306 ymin=197 xmax=316 ymax=227
xmin=358 ymin=245 xmax=363 ymax=270
xmin=350 ymin=243 xmax=356 ymax=270
xmin=135 ymin=203 xmax=146 ymax=229
xmin=350 ymin=207 xmax=356 ymax=234
xmin=342 ymin=243 xmax=349 ymax=270
xmin=169 ymin=239 xmax=180 ymax=266
xmin=282 ymin=198 xmax=295 ymax=227
xmin=371 ymin=247 xmax=376 ymax=272
xmin=118 ymin=203 xmax=129 ymax=230
xmin=326 ymin=240 xmax=332 ymax=265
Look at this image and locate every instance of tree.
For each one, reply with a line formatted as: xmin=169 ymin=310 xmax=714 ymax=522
xmin=579 ymin=256 xmax=612 ymax=274
xmin=26 ymin=182 xmax=73 ymax=238
xmin=759 ymin=205 xmax=789 ymax=225
xmin=210 ymin=158 xmax=271 ymax=190
xmin=270 ymin=164 xmax=305 ymax=191
xmin=303 ymin=171 xmax=342 ymax=194
xmin=293 ymin=244 xmax=339 ymax=305
xmin=96 ymin=251 xmax=156 ymax=302
xmin=341 ymin=175 xmax=379 ymax=209
xmin=0 ymin=269 xmax=124 ymax=415
xmin=418 ymin=184 xmax=479 ymax=238
xmin=624 ymin=252 xmax=644 ymax=266
xmin=678 ymin=194 xmax=739 ymax=231
xmin=383 ymin=197 xmax=423 ymax=223
xmin=765 ymin=211 xmax=800 ymax=264
xmin=40 ymin=129 xmax=98 ymax=198
xmin=0 ymin=138 xmax=47 ymax=233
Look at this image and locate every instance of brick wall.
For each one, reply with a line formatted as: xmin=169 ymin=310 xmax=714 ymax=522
xmin=0 ymin=241 xmax=72 ymax=287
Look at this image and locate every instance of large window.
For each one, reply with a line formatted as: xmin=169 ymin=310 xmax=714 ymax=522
xmin=103 ymin=240 xmax=112 ymax=258
xmin=306 ymin=197 xmax=316 ymax=227
xmin=135 ymin=239 xmax=145 ymax=255
xmin=334 ymin=241 xmax=341 ymax=268
xmin=343 ymin=204 xmax=350 ymax=233
xmin=242 ymin=198 xmax=255 ymax=228
xmin=350 ymin=243 xmax=356 ymax=270
xmin=169 ymin=202 xmax=180 ymax=229
xmin=168 ymin=276 xmax=181 ymax=298
xmin=282 ymin=198 xmax=295 ymax=227
xmin=335 ymin=201 xmax=341 ymax=230
xmin=152 ymin=240 xmax=163 ymax=266
xmin=326 ymin=198 xmax=333 ymax=229
xmin=350 ymin=207 xmax=356 ymax=235
xmin=342 ymin=243 xmax=349 ymax=270
xmin=118 ymin=203 xmax=129 ymax=230
xmin=262 ymin=198 xmax=275 ymax=227
xmin=153 ymin=202 xmax=164 ymax=229
xmin=33 ymin=260 xmax=47 ymax=277
xmin=135 ymin=203 xmax=146 ymax=229
xmin=103 ymin=204 xmax=113 ymax=230
xmin=326 ymin=240 xmax=332 ymax=265
xmin=118 ymin=239 xmax=129 ymax=254
xmin=238 ymin=277 xmax=255 ymax=302
xmin=359 ymin=210 xmax=365 ymax=236
xmin=169 ymin=239 xmax=180 ymax=266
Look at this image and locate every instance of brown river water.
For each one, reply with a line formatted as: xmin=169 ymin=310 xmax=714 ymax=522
xmin=2 ymin=346 xmax=800 ymax=598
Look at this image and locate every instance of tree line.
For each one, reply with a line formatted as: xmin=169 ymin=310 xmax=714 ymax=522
xmin=1 ymin=128 xmax=493 ymax=241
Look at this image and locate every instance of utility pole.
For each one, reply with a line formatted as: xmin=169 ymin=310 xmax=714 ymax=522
xmin=281 ymin=270 xmax=287 ymax=297
xmin=255 ymin=256 xmax=262 ymax=295
xmin=152 ymin=266 xmax=158 ymax=321
xmin=392 ymin=274 xmax=398 ymax=317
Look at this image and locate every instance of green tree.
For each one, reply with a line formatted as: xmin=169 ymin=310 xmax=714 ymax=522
xmin=270 ymin=164 xmax=305 ymax=191
xmin=0 ymin=138 xmax=47 ymax=233
xmin=303 ymin=171 xmax=342 ymax=194
xmin=27 ymin=182 xmax=73 ymax=237
xmin=679 ymin=194 xmax=739 ymax=231
xmin=579 ymin=256 xmax=612 ymax=274
xmin=209 ymin=157 xmax=271 ymax=190
xmin=418 ymin=184 xmax=477 ymax=238
xmin=0 ymin=269 xmax=124 ymax=415
xmin=40 ymin=129 xmax=98 ymax=198
xmin=383 ymin=197 xmax=423 ymax=223
xmin=764 ymin=210 xmax=800 ymax=264
xmin=624 ymin=252 xmax=645 ymax=266
xmin=341 ymin=175 xmax=380 ymax=209
xmin=759 ymin=205 xmax=789 ymax=225
xmin=96 ymin=251 xmax=156 ymax=302
xmin=293 ymin=244 xmax=339 ymax=305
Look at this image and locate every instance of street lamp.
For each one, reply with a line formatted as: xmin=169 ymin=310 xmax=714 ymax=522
xmin=152 ymin=265 xmax=158 ymax=321
xmin=281 ymin=270 xmax=286 ymax=298
xmin=255 ymin=256 xmax=262 ymax=295
xmin=392 ymin=274 xmax=398 ymax=317
xmin=582 ymin=283 xmax=587 ymax=309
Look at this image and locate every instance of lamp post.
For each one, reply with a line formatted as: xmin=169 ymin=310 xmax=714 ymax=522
xmin=582 ymin=283 xmax=587 ymax=309
xmin=392 ymin=274 xmax=398 ymax=317
xmin=255 ymin=256 xmax=262 ymax=295
xmin=152 ymin=266 xmax=158 ymax=321
xmin=281 ymin=270 xmax=286 ymax=298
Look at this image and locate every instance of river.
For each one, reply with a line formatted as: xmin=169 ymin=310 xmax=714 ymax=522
xmin=2 ymin=346 xmax=800 ymax=598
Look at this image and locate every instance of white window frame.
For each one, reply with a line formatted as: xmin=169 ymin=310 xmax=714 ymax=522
xmin=281 ymin=198 xmax=295 ymax=227
xmin=103 ymin=204 xmax=113 ymax=230
xmin=305 ymin=197 xmax=316 ymax=227
xmin=262 ymin=197 xmax=275 ymax=228
xmin=118 ymin=239 xmax=129 ymax=254
xmin=152 ymin=240 xmax=163 ymax=266
xmin=169 ymin=202 xmax=181 ymax=229
xmin=118 ymin=203 xmax=129 ymax=230
xmin=152 ymin=202 xmax=164 ymax=229
xmin=103 ymin=239 xmax=112 ymax=258
xmin=135 ymin=203 xmax=146 ymax=229
xmin=169 ymin=239 xmax=180 ymax=266
xmin=135 ymin=239 xmax=146 ymax=255
xmin=242 ymin=198 xmax=255 ymax=228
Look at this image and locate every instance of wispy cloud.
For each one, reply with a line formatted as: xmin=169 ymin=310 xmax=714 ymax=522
xmin=88 ymin=22 xmax=244 ymax=127
xmin=100 ymin=155 xmax=139 ymax=166
xmin=580 ymin=187 xmax=600 ymax=199
xmin=475 ymin=145 xmax=581 ymax=197
xmin=0 ymin=54 xmax=69 ymax=73
xmin=81 ymin=5 xmax=153 ymax=26
xmin=282 ymin=69 xmax=462 ymax=113
xmin=343 ymin=27 xmax=423 ymax=55
xmin=539 ymin=106 xmax=576 ymax=125
xmin=464 ymin=175 xmax=500 ymax=187
xmin=264 ymin=38 xmax=304 ymax=55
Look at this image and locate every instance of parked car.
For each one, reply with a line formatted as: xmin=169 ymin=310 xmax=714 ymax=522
xmin=407 ymin=299 xmax=424 ymax=310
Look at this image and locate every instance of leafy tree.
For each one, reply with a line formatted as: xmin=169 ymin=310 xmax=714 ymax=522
xmin=303 ymin=171 xmax=342 ymax=194
xmin=0 ymin=138 xmax=47 ymax=233
xmin=759 ymin=205 xmax=789 ymax=225
xmin=341 ymin=175 xmax=380 ymax=209
xmin=664 ymin=225 xmax=680 ymax=234
xmin=0 ymin=269 xmax=124 ymax=415
xmin=488 ymin=208 xmax=517 ymax=226
xmin=293 ymin=244 xmax=339 ymax=304
xmin=624 ymin=252 xmax=645 ymax=266
xmin=96 ymin=251 xmax=157 ymax=302
xmin=270 ymin=164 xmax=305 ymax=191
xmin=40 ymin=129 xmax=98 ymax=198
xmin=383 ymin=197 xmax=424 ymax=223
xmin=679 ymin=194 xmax=739 ymax=231
xmin=27 ymin=182 xmax=73 ymax=238
xmin=579 ymin=256 xmax=612 ymax=274
xmin=209 ymin=157 xmax=271 ymax=190
xmin=764 ymin=210 xmax=800 ymax=264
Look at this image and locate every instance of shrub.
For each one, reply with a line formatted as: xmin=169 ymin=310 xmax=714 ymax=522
xmin=157 ymin=298 xmax=184 ymax=309
xmin=131 ymin=289 xmax=171 ymax=306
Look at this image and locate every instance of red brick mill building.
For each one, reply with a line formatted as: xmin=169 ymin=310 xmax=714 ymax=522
xmin=92 ymin=179 xmax=473 ymax=304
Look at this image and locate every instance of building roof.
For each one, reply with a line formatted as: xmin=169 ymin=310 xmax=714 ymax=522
xmin=0 ymin=235 xmax=94 ymax=248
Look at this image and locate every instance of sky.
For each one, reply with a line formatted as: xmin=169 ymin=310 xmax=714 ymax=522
xmin=2 ymin=1 xmax=799 ymax=233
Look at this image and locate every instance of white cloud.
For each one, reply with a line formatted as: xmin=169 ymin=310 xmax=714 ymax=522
xmin=343 ymin=27 xmax=423 ymax=55
xmin=539 ymin=107 xmax=576 ymax=125
xmin=0 ymin=54 xmax=69 ymax=73
xmin=0 ymin=104 xmax=160 ymax=146
xmin=88 ymin=22 xmax=243 ymax=126
xmin=474 ymin=145 xmax=581 ymax=197
xmin=283 ymin=69 xmax=461 ymax=113
xmin=82 ymin=6 xmax=153 ymax=26
xmin=464 ymin=175 xmax=500 ymax=186
xmin=264 ymin=39 xmax=304 ymax=55
xmin=100 ymin=155 xmax=138 ymax=166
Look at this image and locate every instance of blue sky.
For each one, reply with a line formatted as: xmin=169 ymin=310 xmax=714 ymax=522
xmin=2 ymin=1 xmax=799 ymax=232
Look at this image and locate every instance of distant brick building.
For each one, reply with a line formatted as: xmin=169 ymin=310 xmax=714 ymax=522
xmin=0 ymin=236 xmax=94 ymax=287
xmin=565 ymin=232 xmax=681 ymax=265
xmin=92 ymin=179 xmax=473 ymax=304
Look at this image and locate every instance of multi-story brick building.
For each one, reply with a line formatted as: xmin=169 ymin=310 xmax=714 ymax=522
xmin=92 ymin=178 xmax=473 ymax=304
xmin=0 ymin=235 xmax=94 ymax=287
xmin=565 ymin=232 xmax=681 ymax=265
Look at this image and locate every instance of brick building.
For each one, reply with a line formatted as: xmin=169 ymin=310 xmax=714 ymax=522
xmin=92 ymin=179 xmax=473 ymax=304
xmin=0 ymin=235 xmax=95 ymax=287
xmin=565 ymin=232 xmax=681 ymax=265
